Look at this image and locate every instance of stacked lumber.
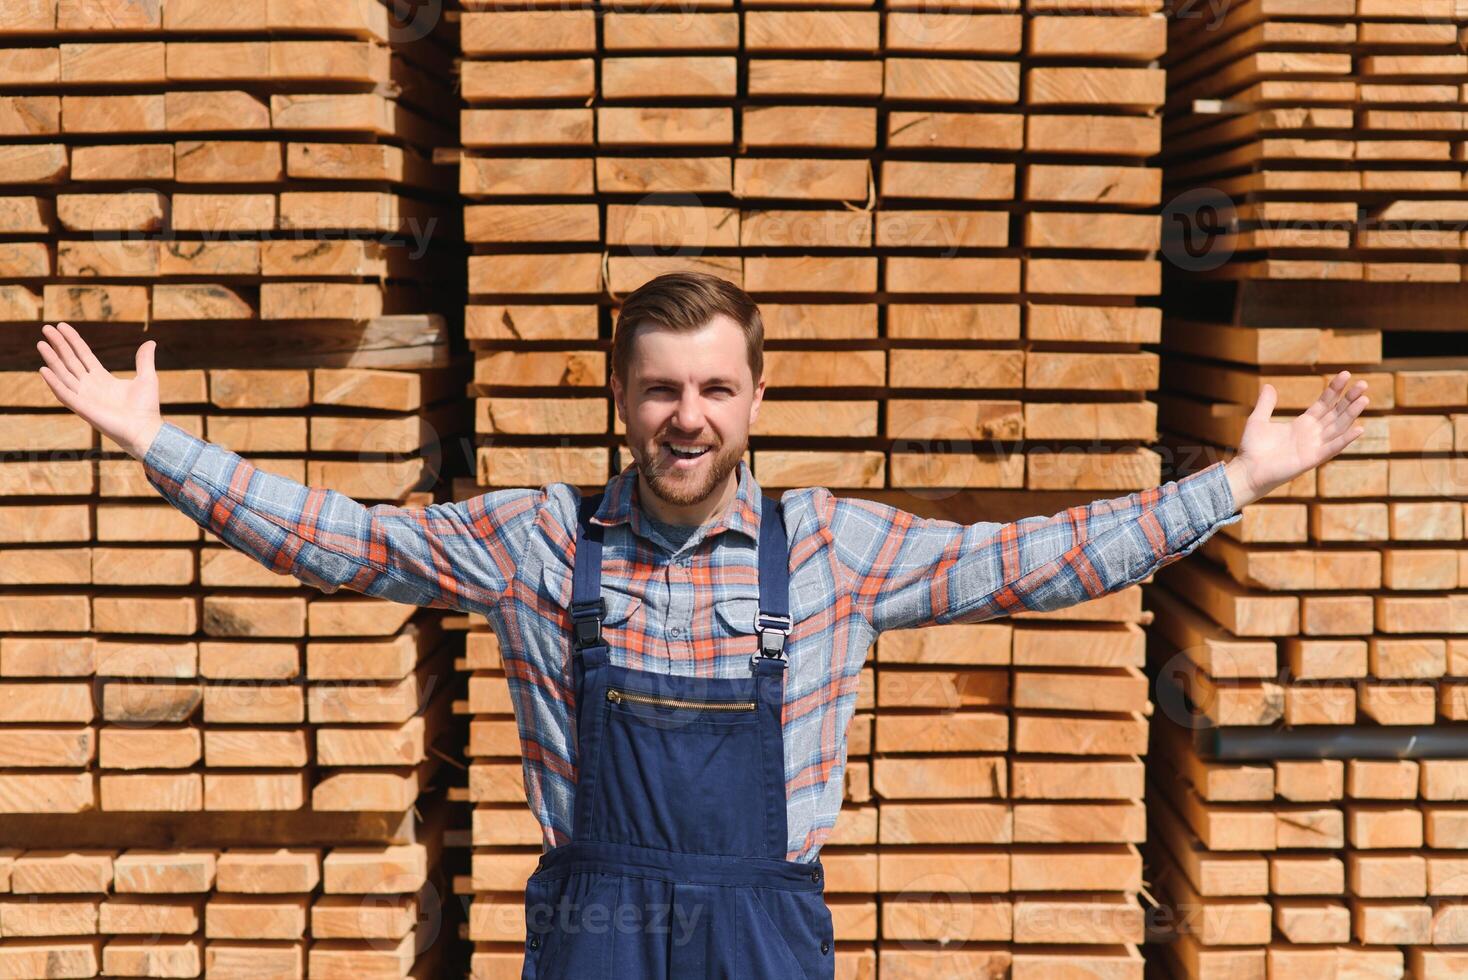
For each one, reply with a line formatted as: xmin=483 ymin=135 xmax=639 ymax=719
xmin=0 ymin=0 xmax=461 ymax=354
xmin=454 ymin=0 xmax=1168 ymax=496
xmin=870 ymin=593 xmax=1151 ymax=978
xmin=453 ymin=0 xmax=1166 ymax=975
xmin=1152 ymin=0 xmax=1468 ymax=970
xmin=457 ymin=627 xmax=554 ymax=978
xmin=0 ymin=840 xmax=446 ymax=976
xmin=1148 ymin=725 xmax=1468 ymax=978
xmin=1147 ymin=346 xmax=1468 ymax=977
xmin=1162 ymin=0 xmax=1468 ymax=282
xmin=3 ymin=365 xmax=465 ymax=814
xmin=874 ymin=4 xmax=1163 ymax=971
xmin=1 ymin=367 xmax=469 ymax=974
xmin=1 ymin=0 xmax=470 ymax=974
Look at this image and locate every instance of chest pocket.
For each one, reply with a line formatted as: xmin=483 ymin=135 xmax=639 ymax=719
xmin=713 ymin=597 xmax=760 ymax=656
xmin=602 ymin=589 xmax=643 ymax=631
xmin=540 ymin=562 xmax=644 ymax=644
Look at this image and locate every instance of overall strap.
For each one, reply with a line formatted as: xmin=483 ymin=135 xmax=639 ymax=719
xmin=570 ymin=489 xmax=794 ymax=663
xmin=570 ymin=491 xmax=607 ymax=654
xmin=754 ymin=493 xmax=793 ymax=663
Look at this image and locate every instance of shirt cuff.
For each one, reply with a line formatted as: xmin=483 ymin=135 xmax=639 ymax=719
xmin=142 ymin=420 xmax=207 ymax=482
xmin=1175 ymin=459 xmax=1243 ymax=537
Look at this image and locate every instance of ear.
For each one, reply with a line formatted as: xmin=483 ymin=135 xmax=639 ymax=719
xmin=748 ymin=377 xmax=765 ymax=427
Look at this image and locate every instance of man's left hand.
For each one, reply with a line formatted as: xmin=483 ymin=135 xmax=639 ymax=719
xmin=1224 ymin=370 xmax=1370 ymax=510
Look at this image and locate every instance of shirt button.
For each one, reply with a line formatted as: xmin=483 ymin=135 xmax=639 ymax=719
xmin=669 ymin=626 xmax=684 ymax=637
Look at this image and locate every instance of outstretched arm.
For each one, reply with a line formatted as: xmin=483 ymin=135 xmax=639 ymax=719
xmin=37 ymin=322 xmax=540 ymax=615
xmin=817 ymin=371 xmax=1369 ymax=634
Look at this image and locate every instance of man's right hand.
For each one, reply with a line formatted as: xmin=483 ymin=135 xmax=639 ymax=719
xmin=37 ymin=321 xmax=163 ymax=461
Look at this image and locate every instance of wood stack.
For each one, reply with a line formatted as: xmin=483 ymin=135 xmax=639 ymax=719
xmin=1163 ymin=0 xmax=1467 ymax=282
xmin=1151 ymin=0 xmax=1468 ymax=975
xmin=453 ymin=0 xmax=1168 ymax=975
xmin=0 ymin=840 xmax=445 ymax=976
xmin=1 ymin=0 xmax=468 ymax=974
xmin=4 ymin=365 xmax=466 ymax=810
xmin=0 ymin=0 xmax=462 ymax=358
xmin=1148 ymin=345 xmax=1468 ymax=977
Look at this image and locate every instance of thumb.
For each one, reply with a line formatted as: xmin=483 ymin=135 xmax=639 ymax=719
xmin=136 ymin=340 xmax=156 ymax=379
xmin=1250 ymin=383 xmax=1277 ymax=422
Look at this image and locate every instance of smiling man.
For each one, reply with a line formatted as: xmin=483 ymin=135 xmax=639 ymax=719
xmin=37 ymin=271 xmax=1368 ymax=979
xmin=609 ymin=278 xmax=761 ymax=527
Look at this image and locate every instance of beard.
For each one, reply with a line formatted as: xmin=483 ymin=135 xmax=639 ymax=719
xmin=631 ymin=432 xmax=744 ymax=508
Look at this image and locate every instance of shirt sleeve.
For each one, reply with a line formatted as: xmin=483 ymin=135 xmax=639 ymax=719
xmin=140 ymin=419 xmax=544 ymax=615
xmin=815 ymin=459 xmax=1243 ymax=634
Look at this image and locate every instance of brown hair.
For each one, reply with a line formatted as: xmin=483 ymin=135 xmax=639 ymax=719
xmin=612 ymin=272 xmax=764 ymax=387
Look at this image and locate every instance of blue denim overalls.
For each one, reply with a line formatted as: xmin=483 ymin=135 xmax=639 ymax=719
xmin=520 ymin=491 xmax=835 ymax=979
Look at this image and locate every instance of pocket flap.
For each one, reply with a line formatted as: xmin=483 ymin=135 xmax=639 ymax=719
xmin=603 ymin=589 xmax=642 ymax=626
xmin=541 ymin=563 xmax=642 ymax=626
xmin=714 ymin=597 xmax=760 ymax=635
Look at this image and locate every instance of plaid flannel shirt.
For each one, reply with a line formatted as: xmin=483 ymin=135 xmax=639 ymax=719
xmin=143 ymin=420 xmax=1241 ymax=862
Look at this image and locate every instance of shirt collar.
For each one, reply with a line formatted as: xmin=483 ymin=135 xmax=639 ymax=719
xmin=592 ymin=457 xmax=763 ymax=545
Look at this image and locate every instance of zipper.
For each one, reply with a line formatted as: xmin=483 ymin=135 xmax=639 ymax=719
xmin=606 ymin=687 xmax=755 ymax=712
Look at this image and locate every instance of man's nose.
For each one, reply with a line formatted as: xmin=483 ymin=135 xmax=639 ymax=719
xmin=673 ymin=391 xmax=705 ymax=431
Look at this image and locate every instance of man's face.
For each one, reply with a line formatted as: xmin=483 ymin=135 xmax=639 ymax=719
xmin=612 ymin=314 xmax=764 ymax=510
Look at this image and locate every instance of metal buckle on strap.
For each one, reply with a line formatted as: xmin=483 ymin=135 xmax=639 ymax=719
xmin=754 ymin=612 xmax=792 ymax=660
xmin=570 ymin=598 xmax=606 ymax=650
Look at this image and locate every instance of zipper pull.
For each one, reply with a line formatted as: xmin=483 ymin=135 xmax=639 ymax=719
xmin=606 ymin=689 xmax=622 ymax=705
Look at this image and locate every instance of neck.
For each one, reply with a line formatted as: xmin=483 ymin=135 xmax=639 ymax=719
xmin=636 ymin=467 xmax=740 ymax=527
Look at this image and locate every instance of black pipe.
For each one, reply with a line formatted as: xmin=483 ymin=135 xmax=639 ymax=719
xmin=1152 ymin=659 xmax=1468 ymax=760
xmin=1197 ymin=725 xmax=1468 ymax=760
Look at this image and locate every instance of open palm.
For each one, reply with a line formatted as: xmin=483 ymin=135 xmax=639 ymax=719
xmin=1234 ymin=370 xmax=1368 ymax=502
xmin=36 ymin=322 xmax=162 ymax=459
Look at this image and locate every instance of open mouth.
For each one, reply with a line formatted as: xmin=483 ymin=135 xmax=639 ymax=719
xmin=663 ymin=442 xmax=712 ymax=462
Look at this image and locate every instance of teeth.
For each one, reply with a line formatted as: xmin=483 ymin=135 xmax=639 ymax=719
xmin=667 ymin=443 xmax=710 ymax=459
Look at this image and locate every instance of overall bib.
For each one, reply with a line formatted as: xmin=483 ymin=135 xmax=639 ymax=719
xmin=521 ymin=492 xmax=835 ymax=980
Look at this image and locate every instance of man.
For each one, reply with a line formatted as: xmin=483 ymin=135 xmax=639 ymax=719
xmin=37 ymin=272 xmax=1368 ymax=978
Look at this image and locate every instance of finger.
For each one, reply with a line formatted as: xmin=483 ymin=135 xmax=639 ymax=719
xmin=47 ymin=322 xmax=89 ymax=377
xmin=1327 ymin=381 xmax=1368 ymax=419
xmin=1322 ymin=409 xmax=1357 ymax=440
xmin=36 ymin=339 xmax=81 ymax=391
xmin=38 ymin=366 xmax=80 ymax=412
xmin=1343 ymin=393 xmax=1369 ymax=419
xmin=1323 ymin=396 xmax=1369 ymax=439
xmin=1307 ymin=370 xmax=1350 ymax=419
xmin=42 ymin=323 xmax=87 ymax=380
xmin=1250 ymin=382 xmax=1278 ymax=421
xmin=1322 ymin=425 xmax=1364 ymax=458
xmin=60 ymin=321 xmax=105 ymax=374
